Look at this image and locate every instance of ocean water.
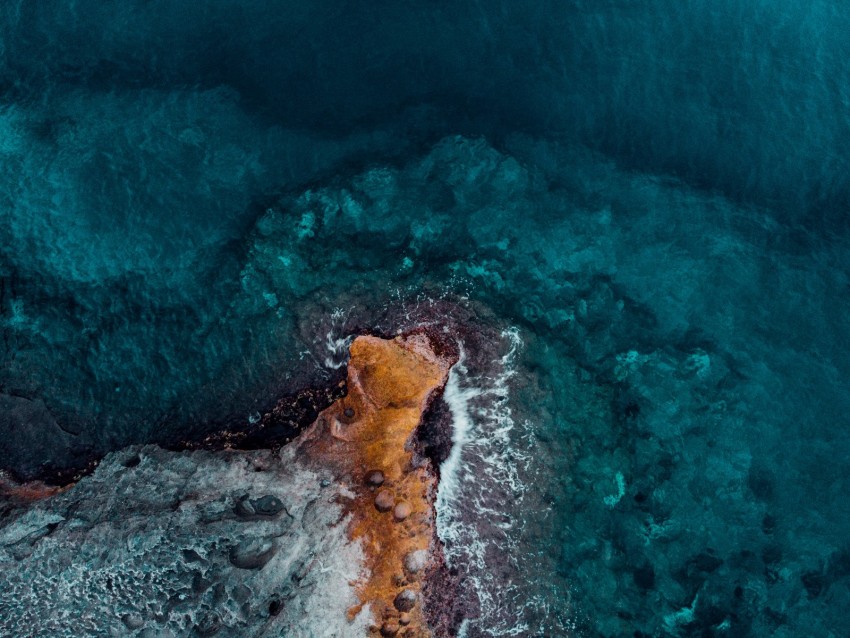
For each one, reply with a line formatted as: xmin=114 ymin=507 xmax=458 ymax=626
xmin=1 ymin=2 xmax=849 ymax=636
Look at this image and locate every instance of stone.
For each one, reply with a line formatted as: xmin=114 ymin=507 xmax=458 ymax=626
xmin=399 ymin=613 xmax=411 ymax=626
xmin=229 ymin=539 xmax=276 ymax=570
xmin=380 ymin=621 xmax=400 ymax=636
xmin=121 ymin=613 xmax=144 ymax=630
xmin=366 ymin=470 xmax=385 ymax=487
xmin=393 ymin=502 xmax=411 ymax=521
xmin=394 ymin=588 xmax=417 ymax=612
xmin=235 ymin=494 xmax=284 ymax=518
xmin=403 ymin=550 xmax=429 ymax=574
xmin=375 ymin=489 xmax=394 ymax=512
xmin=252 ymin=495 xmax=285 ymax=516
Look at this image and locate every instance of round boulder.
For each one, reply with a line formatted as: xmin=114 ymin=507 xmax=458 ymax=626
xmin=393 ymin=502 xmax=411 ymax=521
xmin=229 ymin=539 xmax=276 ymax=570
xmin=380 ymin=621 xmax=399 ymax=636
xmin=375 ymin=489 xmax=394 ymax=512
xmin=366 ymin=470 xmax=385 ymax=487
xmin=394 ymin=588 xmax=417 ymax=612
xmin=403 ymin=549 xmax=429 ymax=574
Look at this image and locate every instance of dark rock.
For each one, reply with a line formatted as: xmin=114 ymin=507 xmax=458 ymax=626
xmin=229 ymin=539 xmax=276 ymax=570
xmin=195 ymin=612 xmax=221 ymax=636
xmin=234 ymin=494 xmax=284 ymax=518
xmin=747 ymin=465 xmax=774 ymax=501
xmin=762 ymin=545 xmax=782 ymax=566
xmin=394 ymin=589 xmax=417 ymax=612
xmin=252 ymin=495 xmax=285 ymax=516
xmin=696 ymin=604 xmax=726 ymax=627
xmin=418 ymin=395 xmax=454 ymax=468
xmin=633 ymin=565 xmax=655 ymax=590
xmin=381 ymin=621 xmax=399 ymax=636
xmin=801 ymin=570 xmax=825 ymax=598
xmin=761 ymin=514 xmax=776 ymax=535
xmin=689 ymin=551 xmax=723 ymax=574
xmin=268 ymin=598 xmax=282 ymax=616
xmin=366 ymin=470 xmax=385 ymax=487
xmin=375 ymin=489 xmax=394 ymax=512
xmin=121 ymin=613 xmax=144 ymax=630
xmin=827 ymin=547 xmax=850 ymax=578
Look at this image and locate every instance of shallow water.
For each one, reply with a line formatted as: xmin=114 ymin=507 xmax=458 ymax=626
xmin=1 ymin=2 xmax=849 ymax=636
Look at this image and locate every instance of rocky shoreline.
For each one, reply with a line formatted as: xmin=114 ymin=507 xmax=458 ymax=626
xmin=0 ymin=330 xmax=463 ymax=637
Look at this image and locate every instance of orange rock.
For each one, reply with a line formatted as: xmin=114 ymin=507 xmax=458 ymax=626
xmin=393 ymin=502 xmax=412 ymax=521
xmin=0 ymin=475 xmax=68 ymax=502
xmin=366 ymin=470 xmax=386 ymax=487
xmin=299 ymin=332 xmax=455 ymax=637
xmin=381 ymin=621 xmax=400 ymax=636
xmin=375 ymin=489 xmax=395 ymax=512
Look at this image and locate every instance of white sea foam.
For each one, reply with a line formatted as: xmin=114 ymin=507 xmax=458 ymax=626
xmin=435 ymin=327 xmax=560 ymax=636
xmin=323 ymin=307 xmax=354 ymax=369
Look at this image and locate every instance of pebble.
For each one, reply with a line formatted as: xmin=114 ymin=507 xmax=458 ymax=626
xmin=252 ymin=495 xmax=285 ymax=516
xmin=399 ymin=613 xmax=411 ymax=626
xmin=229 ymin=538 xmax=276 ymax=570
xmin=394 ymin=589 xmax=417 ymax=612
xmin=234 ymin=494 xmax=284 ymax=518
xmin=366 ymin=470 xmax=385 ymax=487
xmin=380 ymin=621 xmax=399 ymax=636
xmin=121 ymin=613 xmax=144 ymax=630
xmin=393 ymin=502 xmax=411 ymax=521
xmin=403 ymin=549 xmax=429 ymax=574
xmin=375 ymin=489 xmax=394 ymax=512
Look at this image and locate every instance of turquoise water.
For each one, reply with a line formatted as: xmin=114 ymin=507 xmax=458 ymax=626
xmin=1 ymin=2 xmax=849 ymax=635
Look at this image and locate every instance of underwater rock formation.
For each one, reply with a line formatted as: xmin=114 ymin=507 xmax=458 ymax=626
xmin=0 ymin=332 xmax=457 ymax=637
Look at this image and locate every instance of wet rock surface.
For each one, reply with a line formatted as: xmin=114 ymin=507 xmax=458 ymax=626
xmin=0 ymin=333 xmax=459 ymax=637
xmin=0 ymin=444 xmax=370 ymax=637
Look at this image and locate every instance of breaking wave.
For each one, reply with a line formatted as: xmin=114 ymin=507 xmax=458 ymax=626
xmin=436 ymin=328 xmax=569 ymax=636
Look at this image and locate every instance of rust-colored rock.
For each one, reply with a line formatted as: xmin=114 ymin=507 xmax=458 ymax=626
xmin=393 ymin=502 xmax=412 ymax=521
xmin=299 ymin=332 xmax=456 ymax=637
xmin=375 ymin=489 xmax=395 ymax=512
xmin=0 ymin=473 xmax=68 ymax=502
xmin=366 ymin=470 xmax=386 ymax=487
xmin=380 ymin=621 xmax=400 ymax=636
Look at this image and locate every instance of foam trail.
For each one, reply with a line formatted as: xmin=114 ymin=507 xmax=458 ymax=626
xmin=323 ymin=308 xmax=354 ymax=369
xmin=435 ymin=347 xmax=474 ymax=535
xmin=434 ymin=328 xmax=565 ymax=636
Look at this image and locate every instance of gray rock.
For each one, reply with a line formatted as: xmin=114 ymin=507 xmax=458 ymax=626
xmin=0 ymin=445 xmax=372 ymax=638
xmin=229 ymin=538 xmax=276 ymax=570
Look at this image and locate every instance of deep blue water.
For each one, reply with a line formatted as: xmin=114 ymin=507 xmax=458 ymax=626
xmin=1 ymin=2 xmax=849 ymax=635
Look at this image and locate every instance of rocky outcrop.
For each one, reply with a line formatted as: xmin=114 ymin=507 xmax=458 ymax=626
xmin=0 ymin=332 xmax=457 ymax=637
